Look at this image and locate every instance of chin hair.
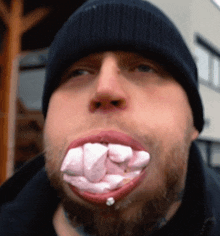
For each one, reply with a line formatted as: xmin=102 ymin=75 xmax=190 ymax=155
xmin=47 ymin=151 xmax=185 ymax=236
xmin=45 ymin=131 xmax=191 ymax=236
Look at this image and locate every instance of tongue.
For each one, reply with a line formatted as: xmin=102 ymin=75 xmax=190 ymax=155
xmin=61 ymin=143 xmax=150 ymax=194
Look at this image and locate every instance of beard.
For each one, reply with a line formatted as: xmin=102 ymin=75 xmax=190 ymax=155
xmin=44 ymin=118 xmax=193 ymax=236
xmin=45 ymin=136 xmax=191 ymax=236
xmin=61 ymin=159 xmax=182 ymax=236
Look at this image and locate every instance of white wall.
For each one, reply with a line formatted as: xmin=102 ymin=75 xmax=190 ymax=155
xmin=190 ymin=0 xmax=220 ymax=140
xmin=147 ymin=0 xmax=193 ymax=51
xmin=147 ymin=0 xmax=220 ymax=141
xmin=199 ymin=84 xmax=220 ymax=142
xmin=190 ymin=0 xmax=220 ymax=51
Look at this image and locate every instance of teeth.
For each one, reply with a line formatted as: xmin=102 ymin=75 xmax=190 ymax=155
xmin=60 ymin=147 xmax=83 ymax=176
xmin=84 ymin=143 xmax=108 ymax=183
xmin=108 ymin=144 xmax=133 ymax=163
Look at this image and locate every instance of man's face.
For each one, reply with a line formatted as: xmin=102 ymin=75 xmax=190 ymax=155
xmin=44 ymin=51 xmax=199 ymax=235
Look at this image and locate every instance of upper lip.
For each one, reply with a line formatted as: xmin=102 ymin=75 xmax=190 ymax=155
xmin=66 ymin=130 xmax=147 ymax=153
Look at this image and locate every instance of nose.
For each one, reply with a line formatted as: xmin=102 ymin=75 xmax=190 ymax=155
xmin=89 ymin=54 xmax=128 ymax=113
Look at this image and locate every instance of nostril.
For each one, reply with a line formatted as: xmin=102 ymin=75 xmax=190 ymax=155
xmin=95 ymin=102 xmax=102 ymax=109
xmin=90 ymin=98 xmax=127 ymax=112
xmin=111 ymin=100 xmax=120 ymax=106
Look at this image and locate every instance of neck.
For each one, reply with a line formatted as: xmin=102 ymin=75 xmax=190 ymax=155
xmin=152 ymin=191 xmax=184 ymax=231
xmin=53 ymin=204 xmax=81 ymax=236
xmin=53 ymin=199 xmax=182 ymax=236
xmin=159 ymin=200 xmax=182 ymax=228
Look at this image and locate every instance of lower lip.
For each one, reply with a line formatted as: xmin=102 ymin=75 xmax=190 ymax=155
xmin=69 ymin=169 xmax=147 ymax=205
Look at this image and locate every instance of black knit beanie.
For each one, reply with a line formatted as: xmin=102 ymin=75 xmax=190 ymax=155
xmin=43 ymin=0 xmax=204 ymax=132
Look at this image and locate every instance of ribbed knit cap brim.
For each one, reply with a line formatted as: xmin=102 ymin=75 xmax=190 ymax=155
xmin=43 ymin=0 xmax=204 ymax=132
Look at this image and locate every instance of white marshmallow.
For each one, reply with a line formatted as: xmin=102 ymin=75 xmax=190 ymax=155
xmin=63 ymin=175 xmax=111 ymax=194
xmin=102 ymin=174 xmax=125 ymax=189
xmin=108 ymin=144 xmax=133 ymax=163
xmin=84 ymin=143 xmax=108 ymax=183
xmin=128 ymin=151 xmax=150 ymax=170
xmin=61 ymin=143 xmax=150 ymax=194
xmin=60 ymin=147 xmax=84 ymax=176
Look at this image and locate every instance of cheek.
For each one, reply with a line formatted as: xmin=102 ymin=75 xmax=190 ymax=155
xmin=44 ymin=89 xmax=88 ymax=141
xmin=47 ymin=89 xmax=87 ymax=119
xmin=131 ymin=84 xmax=194 ymax=139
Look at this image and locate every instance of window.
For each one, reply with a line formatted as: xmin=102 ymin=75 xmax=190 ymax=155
xmin=213 ymin=57 xmax=220 ymax=87
xmin=19 ymin=49 xmax=48 ymax=110
xmin=195 ymin=46 xmax=209 ymax=82
xmin=19 ymin=69 xmax=46 ymax=110
xmin=195 ymin=35 xmax=220 ymax=91
xmin=212 ymin=0 xmax=220 ymax=10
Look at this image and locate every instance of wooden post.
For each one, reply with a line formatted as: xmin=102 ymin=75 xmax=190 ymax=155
xmin=5 ymin=0 xmax=22 ymax=180
xmin=0 ymin=0 xmax=50 ymax=185
xmin=0 ymin=0 xmax=20 ymax=184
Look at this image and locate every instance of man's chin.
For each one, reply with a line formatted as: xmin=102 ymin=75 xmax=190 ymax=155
xmin=47 ymin=163 xmax=181 ymax=236
xmin=60 ymin=189 xmax=174 ymax=236
xmin=45 ymin=134 xmax=189 ymax=236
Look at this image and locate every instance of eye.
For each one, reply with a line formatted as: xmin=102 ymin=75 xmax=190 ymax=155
xmin=135 ymin=64 xmax=154 ymax=73
xmin=67 ymin=69 xmax=90 ymax=78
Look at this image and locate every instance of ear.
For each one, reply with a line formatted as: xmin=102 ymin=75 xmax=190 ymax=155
xmin=191 ymin=127 xmax=199 ymax=141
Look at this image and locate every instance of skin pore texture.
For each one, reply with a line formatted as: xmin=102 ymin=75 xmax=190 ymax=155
xmin=44 ymin=51 xmax=199 ymax=236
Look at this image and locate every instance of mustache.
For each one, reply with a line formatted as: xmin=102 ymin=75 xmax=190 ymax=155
xmin=43 ymin=116 xmax=160 ymax=162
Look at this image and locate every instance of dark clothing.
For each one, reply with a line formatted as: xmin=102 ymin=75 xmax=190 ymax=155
xmin=0 ymin=142 xmax=220 ymax=236
xmin=0 ymin=156 xmax=58 ymax=236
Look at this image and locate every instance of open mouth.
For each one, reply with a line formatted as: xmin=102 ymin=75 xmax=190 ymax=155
xmin=61 ymin=131 xmax=150 ymax=205
xmin=67 ymin=169 xmax=148 ymax=206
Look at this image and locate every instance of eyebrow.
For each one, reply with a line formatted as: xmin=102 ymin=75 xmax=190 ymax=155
xmin=65 ymin=51 xmax=168 ymax=75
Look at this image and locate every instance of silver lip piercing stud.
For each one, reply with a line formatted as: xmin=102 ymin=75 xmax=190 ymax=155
xmin=106 ymin=197 xmax=115 ymax=206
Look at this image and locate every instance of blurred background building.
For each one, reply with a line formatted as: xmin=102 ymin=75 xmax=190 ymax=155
xmin=147 ymin=0 xmax=220 ymax=171
xmin=0 ymin=0 xmax=87 ymax=184
xmin=0 ymin=0 xmax=220 ymax=185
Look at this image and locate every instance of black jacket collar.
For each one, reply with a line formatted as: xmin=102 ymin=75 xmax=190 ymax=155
xmin=155 ymin=142 xmax=218 ymax=236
